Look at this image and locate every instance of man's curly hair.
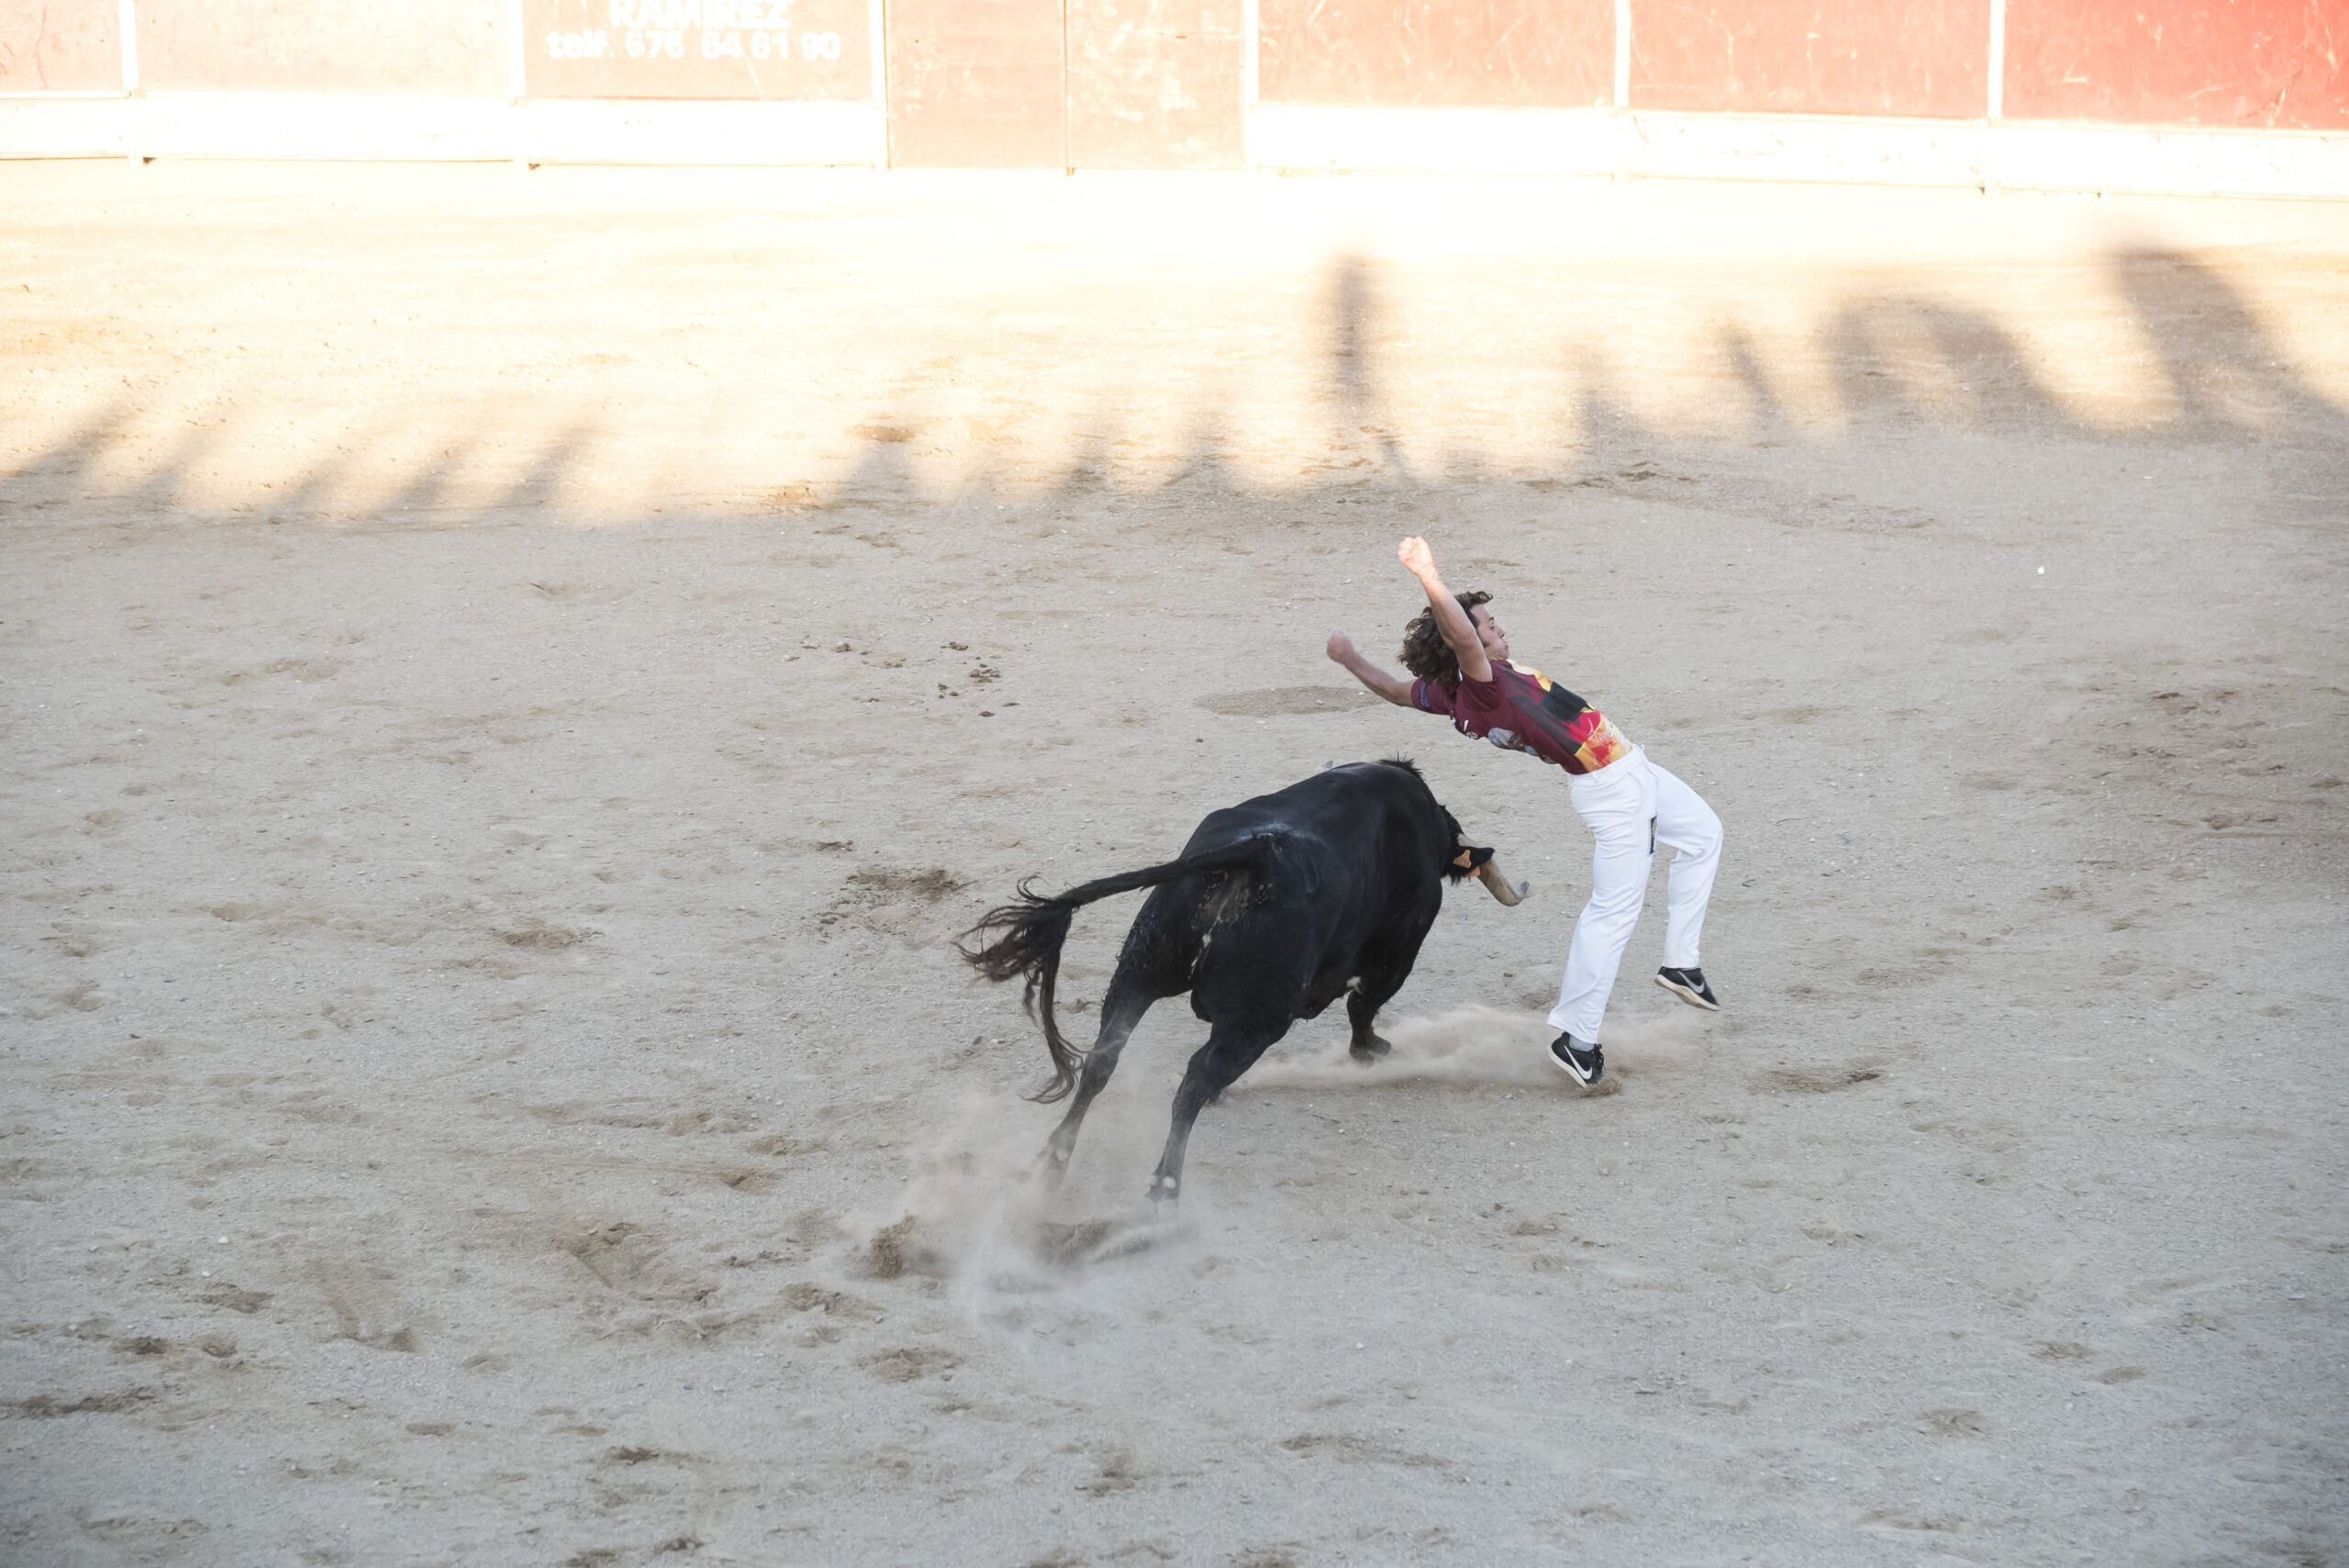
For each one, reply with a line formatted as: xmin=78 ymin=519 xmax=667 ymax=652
xmin=1399 ymin=590 xmax=1492 ymax=687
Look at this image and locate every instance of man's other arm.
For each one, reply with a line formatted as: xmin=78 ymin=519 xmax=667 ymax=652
xmin=1325 ymin=632 xmax=1413 ymax=706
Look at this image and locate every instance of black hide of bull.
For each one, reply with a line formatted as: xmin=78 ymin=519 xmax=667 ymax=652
xmin=960 ymin=760 xmax=1492 ymax=1211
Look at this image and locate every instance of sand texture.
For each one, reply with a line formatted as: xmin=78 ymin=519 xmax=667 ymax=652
xmin=3 ymin=163 xmax=2345 ymax=1565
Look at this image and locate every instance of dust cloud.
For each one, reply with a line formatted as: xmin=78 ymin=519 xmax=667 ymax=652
xmin=843 ymin=1094 xmax=1192 ymax=1325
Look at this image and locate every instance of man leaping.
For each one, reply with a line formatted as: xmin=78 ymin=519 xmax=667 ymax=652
xmin=1326 ymin=537 xmax=1725 ymax=1085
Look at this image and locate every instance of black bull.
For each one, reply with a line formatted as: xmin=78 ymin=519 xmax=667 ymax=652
xmin=960 ymin=760 xmax=1520 ymax=1211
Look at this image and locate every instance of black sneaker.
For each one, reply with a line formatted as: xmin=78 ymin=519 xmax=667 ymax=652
xmin=1654 ymin=966 xmax=1720 ymax=1011
xmin=1548 ymin=1032 xmax=1604 ymax=1085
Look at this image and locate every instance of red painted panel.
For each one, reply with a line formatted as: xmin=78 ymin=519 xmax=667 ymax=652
xmin=2006 ymin=0 xmax=2347 ymax=129
xmin=1632 ymin=0 xmax=1990 ymax=117
xmin=0 ymin=0 xmax=120 ymax=91
xmin=1066 ymin=0 xmax=1242 ymax=166
xmin=135 ymin=0 xmax=507 ymax=94
xmin=526 ymin=0 xmax=871 ymax=98
xmin=1257 ymin=0 xmax=1613 ymax=108
xmin=887 ymin=0 xmax=1066 ymax=165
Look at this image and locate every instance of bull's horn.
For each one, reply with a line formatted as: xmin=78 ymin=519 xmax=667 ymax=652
xmin=1475 ymin=860 xmax=1531 ymax=906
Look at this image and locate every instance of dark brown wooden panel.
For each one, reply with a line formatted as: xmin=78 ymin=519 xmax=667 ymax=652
xmin=0 ymin=0 xmax=121 ymax=91
xmin=1257 ymin=0 xmax=1613 ymax=108
xmin=526 ymin=0 xmax=872 ymax=99
xmin=134 ymin=0 xmax=507 ymax=94
xmin=1631 ymin=0 xmax=1989 ymax=117
xmin=1066 ymin=0 xmax=1241 ymax=167
xmin=2006 ymin=0 xmax=2347 ymax=129
xmin=887 ymin=0 xmax=1066 ymax=166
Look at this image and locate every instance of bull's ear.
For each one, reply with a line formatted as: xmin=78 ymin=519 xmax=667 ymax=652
xmin=1453 ymin=845 xmax=1496 ymax=870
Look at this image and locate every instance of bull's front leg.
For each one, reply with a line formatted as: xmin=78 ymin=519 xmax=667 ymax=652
xmin=1344 ymin=913 xmax=1433 ymax=1065
xmin=1346 ymin=988 xmax=1394 ymax=1062
xmin=1345 ymin=963 xmax=1414 ymax=1063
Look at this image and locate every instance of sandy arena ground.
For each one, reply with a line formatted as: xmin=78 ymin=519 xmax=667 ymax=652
xmin=3 ymin=161 xmax=2346 ymax=1566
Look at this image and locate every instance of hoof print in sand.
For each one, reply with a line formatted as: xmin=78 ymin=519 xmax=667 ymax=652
xmin=780 ymin=1283 xmax=882 ymax=1320
xmin=1917 ymin=1407 xmax=1987 ymax=1437
xmin=12 ymin=1387 xmax=158 ymax=1418
xmin=1034 ymin=1218 xmax=1185 ymax=1269
xmin=602 ymin=1445 xmax=694 ymax=1467
xmin=1757 ymin=1063 xmax=1884 ymax=1095
xmin=863 ymin=1216 xmax=926 ymax=1279
xmin=72 ymin=1516 xmax=211 ymax=1555
xmin=191 ymin=1282 xmax=272 ymax=1315
xmin=744 ymin=1132 xmax=811 ymax=1157
xmin=818 ymin=866 xmax=971 ymax=942
xmin=496 ymin=924 xmax=596 ymax=951
xmin=1278 ymin=1432 xmax=1448 ymax=1469
xmin=2030 ymin=1340 xmax=2095 ymax=1362
xmin=562 ymin=1224 xmax=715 ymax=1306
xmin=859 ymin=1345 xmax=959 ymax=1383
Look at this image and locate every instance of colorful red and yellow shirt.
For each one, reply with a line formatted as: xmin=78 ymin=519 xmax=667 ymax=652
xmin=1410 ymin=662 xmax=1631 ymax=776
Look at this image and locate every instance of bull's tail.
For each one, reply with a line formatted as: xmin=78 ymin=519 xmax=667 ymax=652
xmin=959 ymin=837 xmax=1278 ymax=1104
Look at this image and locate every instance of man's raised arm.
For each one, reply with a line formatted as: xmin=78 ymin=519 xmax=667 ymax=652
xmin=1325 ymin=631 xmax=1413 ymax=706
xmin=1398 ymin=536 xmax=1491 ymax=684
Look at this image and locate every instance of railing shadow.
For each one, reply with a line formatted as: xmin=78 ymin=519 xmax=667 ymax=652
xmin=4 ymin=246 xmax=2341 ymax=539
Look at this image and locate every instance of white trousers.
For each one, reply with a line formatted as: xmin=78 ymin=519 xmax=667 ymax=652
xmin=1546 ymin=745 xmax=1723 ymax=1042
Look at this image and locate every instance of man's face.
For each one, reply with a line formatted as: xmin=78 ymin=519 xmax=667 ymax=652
xmin=1470 ymin=604 xmax=1510 ymax=664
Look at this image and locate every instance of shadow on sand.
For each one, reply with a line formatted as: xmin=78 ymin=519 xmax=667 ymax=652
xmin=5 ymin=248 xmax=2343 ymax=533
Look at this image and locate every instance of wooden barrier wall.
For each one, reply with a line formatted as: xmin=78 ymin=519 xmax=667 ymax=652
xmin=3 ymin=0 xmax=2343 ymax=163
xmin=2004 ymin=0 xmax=2345 ymax=129
xmin=0 ymin=0 xmax=117 ymax=92
xmin=1257 ymin=0 xmax=1615 ymax=109
xmin=133 ymin=0 xmax=506 ymax=95
xmin=1630 ymin=0 xmax=1992 ymax=119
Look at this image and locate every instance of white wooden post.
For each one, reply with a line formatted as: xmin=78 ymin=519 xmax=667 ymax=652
xmin=508 ymin=0 xmax=528 ymax=166
xmin=118 ymin=0 xmax=139 ymax=161
xmin=871 ymin=0 xmax=888 ymax=166
xmin=1987 ymin=0 xmax=2005 ymax=120
xmin=1613 ymin=0 xmax=1631 ymax=110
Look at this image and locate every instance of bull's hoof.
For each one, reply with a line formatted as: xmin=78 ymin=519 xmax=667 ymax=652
xmin=1350 ymin=1032 xmax=1393 ymax=1063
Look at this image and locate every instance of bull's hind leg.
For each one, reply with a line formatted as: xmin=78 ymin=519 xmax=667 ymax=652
xmin=1148 ymin=1017 xmax=1286 ymax=1214
xmin=1037 ymin=981 xmax=1155 ymax=1189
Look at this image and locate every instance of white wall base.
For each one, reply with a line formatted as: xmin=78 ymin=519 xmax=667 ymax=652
xmin=3 ymin=94 xmax=2341 ymax=197
xmin=1976 ymin=120 xmax=2349 ymax=202
xmin=0 ymin=94 xmax=885 ymax=165
xmin=1248 ymin=105 xmax=2349 ymax=200
xmin=518 ymin=99 xmax=882 ymax=166
xmin=1248 ymin=105 xmax=1626 ymax=178
xmin=0 ymin=95 xmax=137 ymax=158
